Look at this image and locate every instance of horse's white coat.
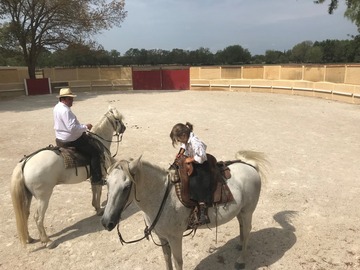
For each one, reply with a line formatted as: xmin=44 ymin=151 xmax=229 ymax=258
xmin=102 ymin=151 xmax=268 ymax=270
xmin=10 ymin=106 xmax=125 ymax=247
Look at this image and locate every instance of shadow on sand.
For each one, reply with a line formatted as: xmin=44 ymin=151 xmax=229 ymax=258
xmin=29 ymin=203 xmax=140 ymax=251
xmin=196 ymin=211 xmax=297 ymax=270
xmin=0 ymin=90 xmax=182 ymax=113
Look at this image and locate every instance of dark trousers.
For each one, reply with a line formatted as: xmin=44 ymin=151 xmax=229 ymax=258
xmin=189 ymin=161 xmax=212 ymax=204
xmin=56 ymin=133 xmax=103 ymax=183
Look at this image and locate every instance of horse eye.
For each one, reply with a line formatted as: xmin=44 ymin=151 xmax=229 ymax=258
xmin=124 ymin=183 xmax=131 ymax=191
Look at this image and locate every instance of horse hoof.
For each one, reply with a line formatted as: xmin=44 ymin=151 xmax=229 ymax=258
xmin=27 ymin=236 xmax=35 ymax=244
xmin=234 ymin=262 xmax=245 ymax=269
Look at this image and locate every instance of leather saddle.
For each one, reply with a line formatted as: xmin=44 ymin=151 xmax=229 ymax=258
xmin=20 ymin=145 xmax=91 ymax=176
xmin=171 ymin=154 xmax=234 ymax=208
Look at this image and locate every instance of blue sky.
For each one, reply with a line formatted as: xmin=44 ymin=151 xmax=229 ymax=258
xmin=97 ymin=0 xmax=358 ymax=55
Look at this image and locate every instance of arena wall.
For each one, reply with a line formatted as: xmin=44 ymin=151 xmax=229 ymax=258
xmin=190 ymin=65 xmax=360 ymax=104
xmin=1 ymin=65 xmax=360 ymax=104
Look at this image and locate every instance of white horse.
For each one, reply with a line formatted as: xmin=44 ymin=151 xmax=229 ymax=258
xmin=11 ymin=106 xmax=126 ymax=247
xmin=101 ymin=150 xmax=268 ymax=270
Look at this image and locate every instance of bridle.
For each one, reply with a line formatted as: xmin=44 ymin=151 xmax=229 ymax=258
xmin=88 ymin=112 xmax=126 ymax=157
xmin=116 ymin=163 xmax=172 ymax=247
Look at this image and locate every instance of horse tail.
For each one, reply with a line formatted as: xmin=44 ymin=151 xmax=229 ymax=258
xmin=10 ymin=162 xmax=31 ymax=246
xmin=235 ymin=150 xmax=269 ymax=181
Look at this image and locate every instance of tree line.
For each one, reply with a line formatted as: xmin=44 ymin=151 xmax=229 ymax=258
xmin=1 ymin=0 xmax=360 ymax=78
xmin=1 ymin=37 xmax=360 ymax=68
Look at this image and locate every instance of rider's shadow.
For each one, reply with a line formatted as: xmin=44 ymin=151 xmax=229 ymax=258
xmin=32 ymin=203 xmax=140 ymax=250
xmin=196 ymin=211 xmax=297 ymax=270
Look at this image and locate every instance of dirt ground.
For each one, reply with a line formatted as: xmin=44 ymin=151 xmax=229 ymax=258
xmin=0 ymin=90 xmax=359 ymax=270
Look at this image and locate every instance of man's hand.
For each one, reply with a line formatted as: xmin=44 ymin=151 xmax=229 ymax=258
xmin=185 ymin=157 xmax=194 ymax=164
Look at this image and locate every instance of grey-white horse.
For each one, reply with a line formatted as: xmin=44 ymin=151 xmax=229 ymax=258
xmin=101 ymin=150 xmax=268 ymax=269
xmin=11 ymin=106 xmax=126 ymax=247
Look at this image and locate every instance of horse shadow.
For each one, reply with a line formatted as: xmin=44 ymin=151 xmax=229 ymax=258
xmin=30 ymin=203 xmax=140 ymax=250
xmin=196 ymin=211 xmax=297 ymax=270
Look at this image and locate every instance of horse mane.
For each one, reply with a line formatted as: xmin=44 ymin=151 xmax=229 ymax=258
xmin=107 ymin=158 xmax=168 ymax=181
xmin=107 ymin=159 xmax=127 ymax=174
xmin=93 ymin=105 xmax=123 ymax=132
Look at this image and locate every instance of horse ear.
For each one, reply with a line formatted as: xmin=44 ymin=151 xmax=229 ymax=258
xmin=108 ymin=105 xmax=114 ymax=113
xmin=128 ymin=155 xmax=142 ymax=174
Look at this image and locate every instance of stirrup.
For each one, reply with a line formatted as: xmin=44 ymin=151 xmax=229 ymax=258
xmin=198 ymin=204 xmax=210 ymax=225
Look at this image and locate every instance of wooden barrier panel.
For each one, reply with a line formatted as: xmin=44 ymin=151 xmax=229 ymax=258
xmin=221 ymin=67 xmax=242 ymax=79
xmin=304 ymin=65 xmax=325 ymax=82
xmin=25 ymin=78 xmax=50 ymax=95
xmin=132 ymin=70 xmax=161 ymax=90
xmin=279 ymin=66 xmax=303 ymax=80
xmin=325 ymin=65 xmax=345 ymax=83
xmin=162 ymin=69 xmax=189 ymax=90
xmin=243 ymin=66 xmax=264 ymax=79
xmin=132 ymin=68 xmax=189 ymax=90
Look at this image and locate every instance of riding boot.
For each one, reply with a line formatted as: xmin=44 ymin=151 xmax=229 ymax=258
xmin=90 ymin=164 xmax=106 ymax=186
xmin=198 ymin=203 xmax=210 ymax=225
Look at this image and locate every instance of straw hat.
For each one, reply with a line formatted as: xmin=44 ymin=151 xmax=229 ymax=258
xmin=57 ymin=88 xmax=77 ymax=98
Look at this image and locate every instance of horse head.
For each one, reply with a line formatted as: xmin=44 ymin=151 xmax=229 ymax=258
xmin=107 ymin=105 xmax=126 ymax=135
xmin=101 ymin=156 xmax=141 ymax=231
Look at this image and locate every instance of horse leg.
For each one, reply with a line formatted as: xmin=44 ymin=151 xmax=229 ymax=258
xmin=34 ymin=197 xmax=52 ymax=246
xmin=235 ymin=211 xmax=253 ymax=269
xmin=166 ymin=236 xmax=183 ymax=270
xmin=159 ymin=237 xmax=173 ymax=270
xmin=24 ymin=192 xmax=35 ymax=243
xmin=91 ymin=184 xmax=103 ymax=215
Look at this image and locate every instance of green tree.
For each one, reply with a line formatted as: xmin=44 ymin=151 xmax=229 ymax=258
xmin=251 ymin=54 xmax=266 ymax=64
xmin=314 ymin=39 xmax=350 ymax=62
xmin=264 ymin=50 xmax=284 ymax=64
xmin=346 ymin=35 xmax=360 ymax=61
xmin=216 ymin=45 xmax=251 ymax=65
xmin=0 ymin=23 xmax=24 ymax=66
xmin=290 ymin=41 xmax=314 ymax=63
xmin=315 ymin=0 xmax=360 ymax=31
xmin=0 ymin=0 xmax=127 ymax=78
xmin=109 ymin=50 xmax=121 ymax=65
xmin=189 ymin=47 xmax=214 ymax=65
xmin=305 ymin=46 xmax=324 ymax=63
xmin=167 ymin=49 xmax=189 ymax=65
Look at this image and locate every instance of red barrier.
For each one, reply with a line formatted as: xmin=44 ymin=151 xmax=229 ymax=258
xmin=162 ymin=69 xmax=189 ymax=90
xmin=26 ymin=78 xmax=50 ymax=95
xmin=132 ymin=68 xmax=189 ymax=90
xmin=132 ymin=70 xmax=162 ymax=90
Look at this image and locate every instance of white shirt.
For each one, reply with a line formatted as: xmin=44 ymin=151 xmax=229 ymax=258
xmin=180 ymin=132 xmax=207 ymax=164
xmin=53 ymin=102 xmax=87 ymax=142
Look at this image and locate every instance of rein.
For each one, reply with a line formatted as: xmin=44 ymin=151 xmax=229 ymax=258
xmin=88 ymin=131 xmax=123 ymax=157
xmin=117 ymin=175 xmax=172 ymax=246
xmin=88 ymin=113 xmax=125 ymax=157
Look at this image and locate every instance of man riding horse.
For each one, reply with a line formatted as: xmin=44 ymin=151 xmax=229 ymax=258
xmin=53 ymin=88 xmax=105 ymax=185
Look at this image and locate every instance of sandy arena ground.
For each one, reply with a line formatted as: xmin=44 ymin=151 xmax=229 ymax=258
xmin=0 ymin=90 xmax=359 ymax=270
